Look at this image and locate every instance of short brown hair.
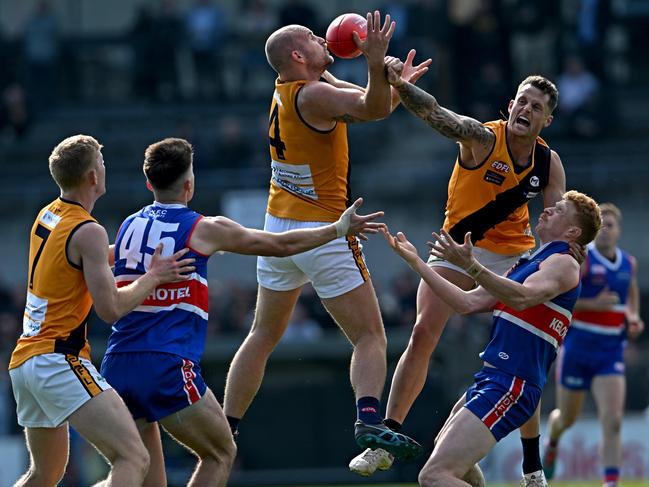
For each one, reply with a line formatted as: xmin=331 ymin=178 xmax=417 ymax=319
xmin=49 ymin=135 xmax=102 ymax=191
xmin=518 ymin=75 xmax=559 ymax=113
xmin=564 ymin=190 xmax=601 ymax=245
xmin=599 ymin=202 xmax=622 ymax=223
xmin=144 ymin=138 xmax=193 ymax=190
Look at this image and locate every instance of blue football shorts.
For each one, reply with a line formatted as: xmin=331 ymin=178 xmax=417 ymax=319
xmin=556 ymin=339 xmax=625 ymax=390
xmin=101 ymin=351 xmax=207 ymax=422
xmin=464 ymin=366 xmax=542 ymax=441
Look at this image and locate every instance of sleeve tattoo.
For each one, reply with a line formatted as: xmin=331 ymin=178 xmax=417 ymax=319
xmin=396 ymin=82 xmax=493 ymax=147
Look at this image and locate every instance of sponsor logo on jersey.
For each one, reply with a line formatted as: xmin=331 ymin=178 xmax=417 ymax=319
xmin=529 ymin=176 xmax=540 ymax=187
xmin=40 ymin=210 xmax=62 ymax=228
xmin=148 ymin=286 xmax=191 ymax=301
xmin=491 ymin=161 xmax=510 ymax=173
xmin=549 ymin=317 xmax=569 ymax=339
xmin=484 ymin=170 xmax=506 ymax=185
xmin=498 ymin=352 xmax=509 ymax=360
xmin=146 ymin=208 xmax=167 ymax=219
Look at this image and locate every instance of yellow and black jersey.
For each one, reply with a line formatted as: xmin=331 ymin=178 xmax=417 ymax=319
xmin=266 ymin=78 xmax=350 ymax=222
xmin=443 ymin=120 xmax=551 ymax=255
xmin=10 ymin=198 xmax=96 ymax=369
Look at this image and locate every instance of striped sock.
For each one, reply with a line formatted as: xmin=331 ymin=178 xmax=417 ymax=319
xmin=603 ymin=466 xmax=619 ymax=486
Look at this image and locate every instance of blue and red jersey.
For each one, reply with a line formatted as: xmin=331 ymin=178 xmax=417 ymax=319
xmin=105 ymin=203 xmax=209 ymax=362
xmin=569 ymin=242 xmax=634 ymax=350
xmin=480 ymin=241 xmax=581 ymax=389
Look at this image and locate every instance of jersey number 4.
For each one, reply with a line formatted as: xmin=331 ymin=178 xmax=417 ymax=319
xmin=269 ymin=104 xmax=286 ymax=160
xmin=118 ymin=217 xmax=179 ymax=270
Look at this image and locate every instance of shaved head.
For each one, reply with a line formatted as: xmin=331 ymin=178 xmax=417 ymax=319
xmin=265 ymin=25 xmax=308 ymax=73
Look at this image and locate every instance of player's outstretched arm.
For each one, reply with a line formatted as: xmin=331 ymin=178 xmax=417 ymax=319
xmin=383 ymin=228 xmax=495 ymax=313
xmin=386 ymin=66 xmax=494 ymax=152
xmin=431 ymin=230 xmax=580 ymax=310
xmin=190 ymin=198 xmax=385 ymax=257
xmin=72 ymin=223 xmax=195 ymax=323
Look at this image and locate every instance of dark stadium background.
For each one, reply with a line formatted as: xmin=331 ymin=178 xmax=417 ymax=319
xmin=0 ymin=0 xmax=648 ymax=485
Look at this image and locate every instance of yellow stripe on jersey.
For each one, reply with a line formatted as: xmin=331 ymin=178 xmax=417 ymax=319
xmin=266 ymin=79 xmax=350 ymax=222
xmin=443 ymin=120 xmax=549 ymax=255
xmin=9 ymin=198 xmax=95 ymax=370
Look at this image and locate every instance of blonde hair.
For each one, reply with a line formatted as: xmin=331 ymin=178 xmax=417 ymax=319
xmin=563 ymin=190 xmax=601 ymax=245
xmin=599 ymin=202 xmax=622 ymax=224
xmin=49 ymin=135 xmax=102 ymax=190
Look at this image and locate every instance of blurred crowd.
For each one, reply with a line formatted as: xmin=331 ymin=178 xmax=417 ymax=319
xmin=0 ymin=0 xmax=634 ymax=144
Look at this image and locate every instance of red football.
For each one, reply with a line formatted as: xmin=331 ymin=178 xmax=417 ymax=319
xmin=326 ymin=13 xmax=367 ymax=59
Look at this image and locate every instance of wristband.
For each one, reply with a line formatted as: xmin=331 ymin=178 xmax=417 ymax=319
xmin=334 ymin=220 xmax=346 ymax=238
xmin=465 ymin=260 xmax=483 ymax=279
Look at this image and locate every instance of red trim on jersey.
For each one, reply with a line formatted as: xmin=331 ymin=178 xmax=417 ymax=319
xmin=482 ymin=376 xmax=525 ymax=428
xmin=572 ymin=310 xmax=626 ymax=328
xmin=182 ymin=359 xmax=201 ymax=404
xmin=185 ymin=215 xmax=210 ymax=257
xmin=117 ymin=278 xmax=209 ymax=313
xmin=494 ymin=302 xmax=571 ymax=345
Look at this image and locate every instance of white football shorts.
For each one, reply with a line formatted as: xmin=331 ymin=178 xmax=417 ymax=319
xmin=257 ymin=213 xmax=369 ymax=299
xmin=427 ymin=245 xmax=529 ymax=278
xmin=10 ymin=353 xmax=112 ymax=428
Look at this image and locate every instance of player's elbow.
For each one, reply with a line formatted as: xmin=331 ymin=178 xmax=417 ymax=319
xmin=507 ymin=296 xmax=536 ymax=311
xmin=94 ymin=306 xmax=120 ymax=324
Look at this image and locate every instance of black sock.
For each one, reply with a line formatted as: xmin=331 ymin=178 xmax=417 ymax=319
xmin=226 ymin=415 xmax=241 ymax=436
xmin=383 ymin=418 xmax=402 ymax=432
xmin=521 ymin=435 xmax=542 ymax=474
xmin=356 ymin=396 xmax=382 ymax=424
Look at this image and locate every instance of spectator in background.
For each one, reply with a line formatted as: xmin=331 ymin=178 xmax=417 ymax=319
xmin=282 ymin=302 xmax=323 ymax=343
xmin=278 ymin=0 xmax=320 ymax=32
xmin=185 ymin=0 xmax=226 ymax=100
xmin=1 ymin=83 xmax=30 ymax=140
xmin=151 ymin=0 xmax=183 ymax=101
xmin=130 ymin=5 xmax=157 ymax=100
xmin=211 ymin=115 xmax=253 ymax=169
xmin=508 ymin=0 xmax=559 ymax=83
xmin=23 ymin=1 xmax=59 ymax=111
xmin=469 ymin=62 xmax=509 ymax=123
xmin=575 ymin=0 xmax=611 ymax=79
xmin=557 ymin=54 xmax=602 ymax=138
xmin=406 ymin=0 xmax=451 ymax=98
xmin=236 ymin=0 xmax=277 ymax=99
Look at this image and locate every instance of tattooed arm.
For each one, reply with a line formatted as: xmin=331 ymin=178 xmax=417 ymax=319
xmin=386 ymin=64 xmax=495 ymax=165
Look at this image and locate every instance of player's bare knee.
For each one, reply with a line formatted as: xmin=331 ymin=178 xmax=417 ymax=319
xmin=410 ymin=322 xmax=441 ymax=353
xmin=25 ymin=463 xmax=66 ymax=486
xmin=418 ymin=463 xmax=449 ymax=487
xmin=602 ymin=414 xmax=622 ymax=435
xmin=353 ymin=326 xmax=386 ymax=352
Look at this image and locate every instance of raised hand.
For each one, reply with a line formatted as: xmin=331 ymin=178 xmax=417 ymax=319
xmin=382 ymin=228 xmax=421 ymax=266
xmin=335 ymin=197 xmax=386 ymax=240
xmin=148 ymin=245 xmax=195 ymax=284
xmin=400 ymin=49 xmax=432 ymax=85
xmin=569 ymin=241 xmax=587 ymax=264
xmin=427 ymin=229 xmax=474 ymax=269
xmin=591 ymin=287 xmax=620 ymax=310
xmin=354 ymin=10 xmax=395 ymax=66
xmin=626 ymin=313 xmax=645 ymax=339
